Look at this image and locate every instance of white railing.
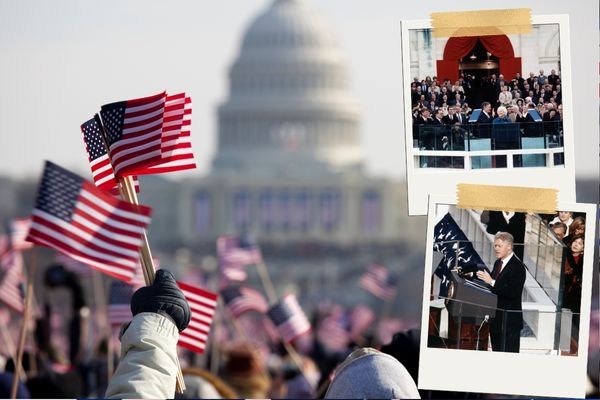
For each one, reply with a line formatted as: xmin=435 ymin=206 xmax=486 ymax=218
xmin=414 ymin=147 xmax=564 ymax=170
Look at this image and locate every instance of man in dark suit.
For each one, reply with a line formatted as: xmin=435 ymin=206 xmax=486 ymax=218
xmin=477 ymin=232 xmax=526 ymax=353
xmin=476 ymin=102 xmax=494 ymax=138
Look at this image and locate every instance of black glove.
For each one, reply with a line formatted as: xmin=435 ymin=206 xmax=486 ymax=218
xmin=130 ymin=269 xmax=191 ymax=332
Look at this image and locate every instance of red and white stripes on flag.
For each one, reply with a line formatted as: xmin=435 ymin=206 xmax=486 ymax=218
xmin=217 ymin=235 xmax=263 ymax=267
xmin=359 ymin=263 xmax=398 ymax=301
xmin=221 ymin=286 xmax=269 ymax=318
xmin=26 ymin=161 xmax=153 ymax=283
xmin=10 ymin=218 xmax=33 ymax=251
xmin=177 ymin=281 xmax=218 ymax=354
xmin=100 ymin=92 xmax=166 ymax=177
xmin=267 ymin=294 xmax=311 ymax=343
xmin=146 ymin=93 xmax=196 ymax=174
xmin=0 ymin=248 xmax=24 ymax=313
xmin=54 ymin=253 xmax=92 ymax=277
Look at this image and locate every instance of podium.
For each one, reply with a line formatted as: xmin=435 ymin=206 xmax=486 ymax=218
xmin=445 ymin=271 xmax=498 ymax=350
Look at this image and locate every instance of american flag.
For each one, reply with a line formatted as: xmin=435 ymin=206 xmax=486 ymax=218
xmin=108 ymin=280 xmax=134 ymax=327
xmin=9 ymin=218 xmax=33 ymax=250
xmin=221 ymin=286 xmax=268 ymax=318
xmin=315 ymin=306 xmax=351 ymax=352
xmin=26 ymin=161 xmax=153 ymax=283
xmin=177 ymin=281 xmax=218 ymax=354
xmin=145 ymin=93 xmax=196 ymax=174
xmin=81 ymin=117 xmax=140 ymax=195
xmin=359 ymin=263 xmax=398 ymax=301
xmin=218 ymin=262 xmax=247 ymax=290
xmin=267 ymin=294 xmax=311 ymax=343
xmin=0 ymin=248 xmax=25 ymax=313
xmin=349 ymin=304 xmax=375 ymax=341
xmin=433 ymin=212 xmax=485 ymax=297
xmin=99 ymin=91 xmax=166 ymax=177
xmin=217 ymin=235 xmax=263 ymax=267
xmin=128 ymin=257 xmax=160 ymax=289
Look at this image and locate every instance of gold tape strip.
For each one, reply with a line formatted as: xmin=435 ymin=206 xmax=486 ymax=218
xmin=456 ymin=184 xmax=557 ymax=214
xmin=431 ymin=8 xmax=532 ymax=38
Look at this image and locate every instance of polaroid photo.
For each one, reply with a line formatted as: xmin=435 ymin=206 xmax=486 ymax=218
xmin=401 ymin=15 xmax=576 ymax=215
xmin=418 ymin=193 xmax=596 ymax=398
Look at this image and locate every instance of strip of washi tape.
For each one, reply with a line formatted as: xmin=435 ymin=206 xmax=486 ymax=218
xmin=456 ymin=184 xmax=558 ymax=214
xmin=430 ymin=8 xmax=532 ymax=38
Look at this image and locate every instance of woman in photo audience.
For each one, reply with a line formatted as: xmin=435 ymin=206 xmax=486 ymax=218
xmin=563 ymin=216 xmax=585 ymax=246
xmin=563 ymin=234 xmax=584 ymax=355
xmin=493 ymin=106 xmax=511 ymax=124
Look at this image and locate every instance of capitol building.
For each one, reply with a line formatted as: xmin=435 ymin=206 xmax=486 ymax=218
xmin=141 ymin=0 xmax=423 ymax=252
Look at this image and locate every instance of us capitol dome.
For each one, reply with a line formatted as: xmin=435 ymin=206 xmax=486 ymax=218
xmin=213 ymin=0 xmax=364 ymax=176
xmin=141 ymin=0 xmax=421 ymax=249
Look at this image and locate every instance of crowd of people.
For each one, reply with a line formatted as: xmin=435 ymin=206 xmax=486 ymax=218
xmin=410 ymin=69 xmax=564 ymax=147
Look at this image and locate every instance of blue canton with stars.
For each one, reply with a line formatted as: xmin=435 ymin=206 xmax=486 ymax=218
xmin=81 ymin=118 xmax=107 ymax=161
xmin=433 ymin=213 xmax=485 ymax=297
xmin=268 ymin=298 xmax=298 ymax=326
xmin=34 ymin=162 xmax=83 ymax=223
xmin=99 ymin=101 xmax=127 ymax=147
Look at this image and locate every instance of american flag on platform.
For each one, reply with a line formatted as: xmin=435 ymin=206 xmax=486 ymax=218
xmin=81 ymin=117 xmax=140 ymax=195
xmin=145 ymin=93 xmax=196 ymax=174
xmin=433 ymin=212 xmax=485 ymax=297
xmin=267 ymin=294 xmax=311 ymax=343
xmin=177 ymin=281 xmax=218 ymax=354
xmin=99 ymin=91 xmax=166 ymax=177
xmin=9 ymin=218 xmax=33 ymax=251
xmin=217 ymin=235 xmax=263 ymax=267
xmin=26 ymin=161 xmax=153 ymax=283
xmin=359 ymin=264 xmax=398 ymax=301
xmin=221 ymin=286 xmax=268 ymax=318
xmin=108 ymin=280 xmax=134 ymax=327
xmin=0 ymin=248 xmax=25 ymax=313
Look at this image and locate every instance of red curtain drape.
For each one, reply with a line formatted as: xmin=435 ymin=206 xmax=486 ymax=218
xmin=442 ymin=35 xmax=515 ymax=61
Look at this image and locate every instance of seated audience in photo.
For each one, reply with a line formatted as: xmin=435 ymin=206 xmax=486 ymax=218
xmin=563 ymin=234 xmax=584 ymax=355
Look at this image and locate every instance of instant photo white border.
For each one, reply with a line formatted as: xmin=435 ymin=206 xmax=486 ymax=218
xmin=401 ymin=15 xmax=576 ymax=216
xmin=418 ymin=194 xmax=596 ymax=398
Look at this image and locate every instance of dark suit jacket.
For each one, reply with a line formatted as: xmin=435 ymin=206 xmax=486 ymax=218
xmin=490 ymin=255 xmax=526 ymax=333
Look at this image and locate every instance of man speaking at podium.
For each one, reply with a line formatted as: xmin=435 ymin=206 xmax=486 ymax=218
xmin=476 ymin=232 xmax=526 ymax=353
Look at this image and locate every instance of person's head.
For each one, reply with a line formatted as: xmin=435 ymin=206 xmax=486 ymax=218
xmin=569 ymin=216 xmax=586 ymax=236
xmin=516 ymin=72 xmax=521 ymax=79
xmin=501 ymin=85 xmax=507 ymax=92
xmin=529 ymin=72 xmax=535 ymax=78
xmin=569 ymin=234 xmax=584 ymax=256
xmin=494 ymin=232 xmax=514 ymax=259
xmin=539 ymin=69 xmax=544 ymax=75
xmin=552 ymin=222 xmax=567 ymax=240
xmin=556 ymin=84 xmax=561 ymax=91
xmin=497 ymin=106 xmax=507 ymax=117
xmin=482 ymin=102 xmax=491 ymax=113
xmin=421 ymin=108 xmax=430 ymax=118
xmin=558 ymin=211 xmax=573 ymax=223
xmin=324 ymin=348 xmax=420 ymax=399
xmin=510 ymin=105 xmax=519 ymax=115
xmin=435 ymin=108 xmax=443 ymax=119
xmin=551 ymin=69 xmax=556 ymax=75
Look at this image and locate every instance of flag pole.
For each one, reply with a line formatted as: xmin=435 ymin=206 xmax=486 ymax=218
xmin=255 ymin=262 xmax=277 ymax=304
xmin=281 ymin=340 xmax=313 ymax=390
xmin=94 ymin=114 xmax=186 ymax=394
xmin=10 ymin=249 xmax=36 ymax=399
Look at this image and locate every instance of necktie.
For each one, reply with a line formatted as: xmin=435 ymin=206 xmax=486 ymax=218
xmin=492 ymin=259 xmax=503 ymax=279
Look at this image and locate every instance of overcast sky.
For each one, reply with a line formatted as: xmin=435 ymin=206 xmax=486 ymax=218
xmin=0 ymin=0 xmax=597 ymax=181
